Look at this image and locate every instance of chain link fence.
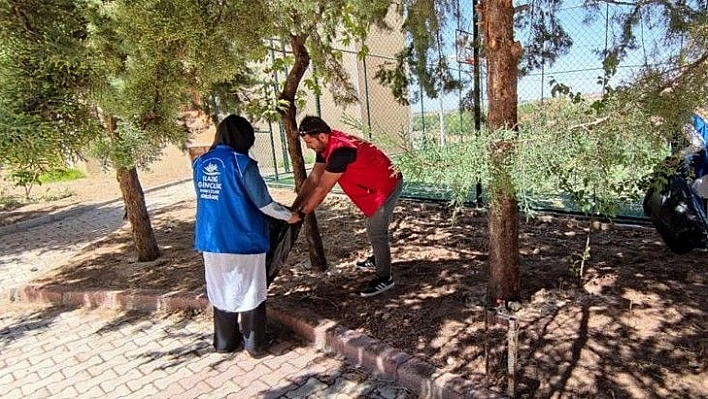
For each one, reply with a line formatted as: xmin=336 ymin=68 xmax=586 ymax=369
xmin=253 ymin=1 xmax=685 ymax=218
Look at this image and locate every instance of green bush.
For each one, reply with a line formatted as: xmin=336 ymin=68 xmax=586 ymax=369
xmin=0 ymin=194 xmax=23 ymax=211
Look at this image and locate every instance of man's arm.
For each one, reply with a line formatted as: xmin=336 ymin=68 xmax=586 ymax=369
xmin=291 ymin=162 xmax=326 ymax=211
xmin=297 ymin=169 xmax=342 ymax=214
xmin=292 ymin=147 xmax=355 ymax=214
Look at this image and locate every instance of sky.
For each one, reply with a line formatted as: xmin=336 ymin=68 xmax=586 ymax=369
xmin=415 ymin=0 xmax=685 ymax=113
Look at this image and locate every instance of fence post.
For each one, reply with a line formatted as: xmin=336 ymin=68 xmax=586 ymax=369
xmin=485 ymin=307 xmax=519 ymax=397
xmin=362 ymin=55 xmax=372 ymax=139
xmin=313 ymin=64 xmax=322 ymax=118
xmin=420 ymin=86 xmax=426 ymax=147
xmin=473 ymin=0 xmax=484 ymax=206
xmin=268 ymin=39 xmax=291 ymax=174
xmin=275 ymin=40 xmax=291 ymax=173
xmin=267 ymin=120 xmax=280 ymax=180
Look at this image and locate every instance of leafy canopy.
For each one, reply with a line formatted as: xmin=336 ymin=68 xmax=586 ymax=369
xmin=0 ymin=0 xmax=98 ymax=171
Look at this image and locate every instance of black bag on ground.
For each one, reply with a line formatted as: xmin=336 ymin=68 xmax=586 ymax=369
xmin=643 ymin=164 xmax=708 ymax=254
xmin=265 ymin=217 xmax=303 ymax=286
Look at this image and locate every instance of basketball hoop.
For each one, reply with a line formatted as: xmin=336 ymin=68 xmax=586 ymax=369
xmin=465 ymin=56 xmax=486 ymax=71
xmin=456 ymin=29 xmax=475 ymax=65
xmin=456 ymin=29 xmax=486 ymax=68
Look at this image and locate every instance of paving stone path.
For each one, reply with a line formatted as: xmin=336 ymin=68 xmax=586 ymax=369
xmin=0 ymin=181 xmax=414 ymax=398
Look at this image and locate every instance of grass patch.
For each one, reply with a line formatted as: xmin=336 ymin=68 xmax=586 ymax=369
xmin=38 ymin=168 xmax=85 ymax=184
xmin=40 ymin=187 xmax=76 ymax=201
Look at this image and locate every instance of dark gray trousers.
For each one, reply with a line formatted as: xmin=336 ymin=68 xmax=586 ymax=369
xmin=366 ymin=179 xmax=403 ymax=278
xmin=212 ymin=301 xmax=266 ymax=353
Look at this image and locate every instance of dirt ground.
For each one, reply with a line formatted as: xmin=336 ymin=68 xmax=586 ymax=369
xmin=2 ymin=153 xmax=707 ymax=398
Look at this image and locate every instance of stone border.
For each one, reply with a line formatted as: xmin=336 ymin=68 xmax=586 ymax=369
xmin=6 ymin=284 xmax=505 ymax=399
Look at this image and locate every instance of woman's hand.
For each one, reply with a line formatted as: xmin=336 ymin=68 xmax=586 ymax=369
xmin=287 ymin=212 xmax=301 ymax=224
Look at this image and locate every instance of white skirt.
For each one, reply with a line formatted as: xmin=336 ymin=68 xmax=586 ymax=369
xmin=203 ymin=252 xmax=267 ymax=313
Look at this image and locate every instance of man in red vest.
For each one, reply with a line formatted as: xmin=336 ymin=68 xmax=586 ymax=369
xmin=292 ymin=115 xmax=403 ymax=297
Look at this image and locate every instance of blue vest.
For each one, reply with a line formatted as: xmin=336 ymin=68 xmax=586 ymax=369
xmin=193 ymin=145 xmax=269 ymax=254
xmin=692 ymin=114 xmax=708 ymax=178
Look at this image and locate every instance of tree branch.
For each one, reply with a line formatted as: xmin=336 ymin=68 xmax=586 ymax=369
xmin=278 ymin=34 xmax=310 ymax=104
xmin=569 ymin=116 xmax=610 ymax=131
xmin=656 ymin=51 xmax=708 ymax=93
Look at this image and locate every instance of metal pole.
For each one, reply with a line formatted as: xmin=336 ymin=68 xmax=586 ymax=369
xmin=473 ymin=0 xmax=483 ymax=206
xmin=260 ymin=72 xmax=280 ymax=180
xmin=439 ymin=94 xmax=446 ymax=147
xmin=313 ymin=64 xmax=322 ymax=117
xmin=362 ymin=55 xmax=372 ymax=138
xmin=267 ymin=119 xmax=279 ymax=180
xmin=602 ymin=3 xmax=610 ymax=97
xmin=273 ymin=40 xmax=290 ymax=173
xmin=507 ymin=317 xmax=519 ymax=397
xmin=540 ymin=62 xmax=546 ymax=123
xmin=472 ymin=0 xmax=481 ymax=131
xmin=485 ymin=307 xmax=519 ymax=398
xmin=420 ymin=88 xmax=426 ymax=147
xmin=484 ymin=306 xmax=490 ymax=381
xmin=457 ymin=1 xmax=464 ymax=142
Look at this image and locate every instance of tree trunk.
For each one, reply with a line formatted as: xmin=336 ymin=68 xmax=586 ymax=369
xmin=102 ymin=113 xmax=160 ymax=263
xmin=116 ymin=167 xmax=160 ymax=261
xmin=279 ymin=34 xmax=327 ymax=272
xmin=482 ymin=0 xmax=522 ymax=305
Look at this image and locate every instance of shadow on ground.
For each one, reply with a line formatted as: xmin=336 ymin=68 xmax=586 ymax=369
xmin=7 ymin=194 xmax=708 ymax=397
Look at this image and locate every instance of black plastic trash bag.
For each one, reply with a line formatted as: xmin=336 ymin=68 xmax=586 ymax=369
xmin=643 ymin=166 xmax=708 ymax=254
xmin=265 ymin=217 xmax=303 ymax=286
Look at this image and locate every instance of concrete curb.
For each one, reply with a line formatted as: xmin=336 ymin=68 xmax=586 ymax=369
xmin=7 ymin=284 xmax=505 ymax=399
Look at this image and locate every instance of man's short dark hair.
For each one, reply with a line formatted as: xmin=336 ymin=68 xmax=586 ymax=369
xmin=212 ymin=114 xmax=255 ymax=154
xmin=299 ymin=115 xmax=331 ymax=135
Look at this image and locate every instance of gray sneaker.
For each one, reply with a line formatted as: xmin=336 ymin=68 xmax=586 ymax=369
xmin=360 ymin=275 xmax=394 ymax=297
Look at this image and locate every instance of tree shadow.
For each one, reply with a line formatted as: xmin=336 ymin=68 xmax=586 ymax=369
xmin=272 ymin=198 xmax=708 ymax=397
xmin=259 ymin=369 xmax=415 ymax=398
xmin=30 ymin=201 xmax=204 ymax=295
xmin=5 ymin=190 xmax=706 ymax=397
xmin=0 ymin=200 xmax=125 ymax=257
xmin=123 ymin=315 xmax=416 ymax=397
xmin=514 ymin=219 xmax=707 ymax=397
xmin=0 ymin=305 xmax=67 ymax=347
xmin=0 ymin=302 xmax=416 ymax=397
xmin=0 ymin=178 xmax=193 ymax=256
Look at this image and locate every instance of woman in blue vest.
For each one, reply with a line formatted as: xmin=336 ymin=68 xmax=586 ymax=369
xmin=193 ymin=115 xmax=300 ymax=356
xmin=681 ymin=110 xmax=708 ymax=198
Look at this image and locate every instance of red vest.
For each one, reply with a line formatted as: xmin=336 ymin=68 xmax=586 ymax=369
xmin=321 ymin=130 xmax=401 ymax=217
